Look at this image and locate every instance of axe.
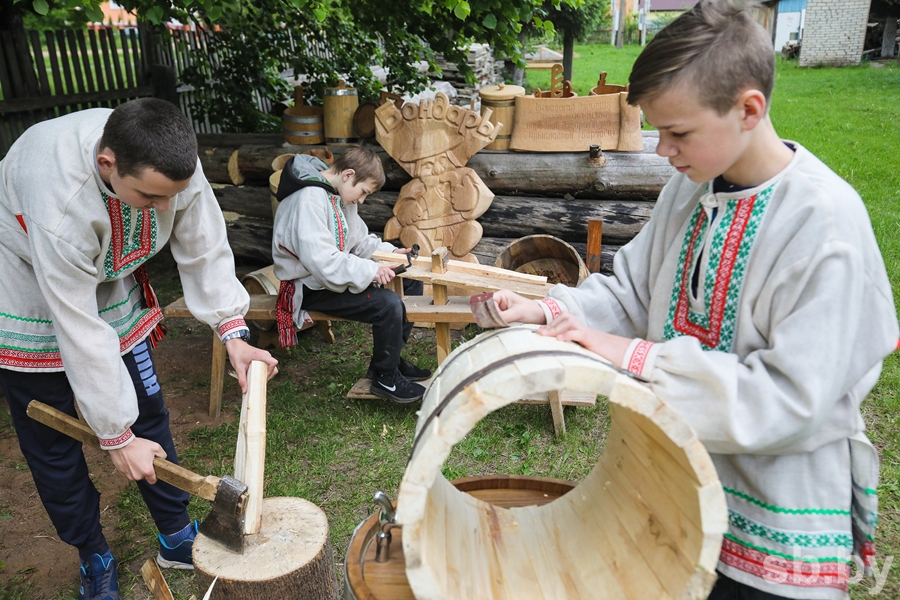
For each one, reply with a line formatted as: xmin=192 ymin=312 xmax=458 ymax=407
xmin=26 ymin=400 xmax=248 ymax=554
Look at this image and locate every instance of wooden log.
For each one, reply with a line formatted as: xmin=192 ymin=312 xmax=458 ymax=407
xmin=214 ymin=185 xmax=650 ymax=247
xmin=194 ymin=497 xmax=338 ymax=600
xmin=219 ymin=133 xmax=671 ymax=199
xmin=198 ymin=147 xmax=241 ymax=186
xmin=397 ymin=327 xmax=727 ymax=599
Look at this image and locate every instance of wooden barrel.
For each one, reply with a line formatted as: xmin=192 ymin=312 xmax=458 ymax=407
xmin=324 ymin=81 xmax=360 ymax=145
xmin=396 ymin=326 xmax=727 ymax=599
xmin=345 ymin=475 xmax=574 ymax=600
xmin=241 ymin=265 xmax=280 ymax=330
xmin=282 ymin=105 xmax=324 ymax=145
xmin=495 ymin=235 xmax=589 ymax=286
xmin=479 ymin=84 xmax=525 ymax=151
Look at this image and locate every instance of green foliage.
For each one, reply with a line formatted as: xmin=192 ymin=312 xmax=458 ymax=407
xmin=11 ymin=0 xmax=102 ymax=28
xmin=540 ymin=0 xmax=609 ymax=45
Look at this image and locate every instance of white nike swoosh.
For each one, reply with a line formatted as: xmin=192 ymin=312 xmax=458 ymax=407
xmin=383 ymin=384 xmax=397 ymax=392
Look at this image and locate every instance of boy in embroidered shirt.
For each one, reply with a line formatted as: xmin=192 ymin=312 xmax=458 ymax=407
xmin=272 ymin=146 xmax=431 ymax=403
xmin=0 ymin=99 xmax=278 ymax=598
xmin=493 ymin=2 xmax=897 ymax=598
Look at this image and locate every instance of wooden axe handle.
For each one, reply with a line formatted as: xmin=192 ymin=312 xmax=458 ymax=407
xmin=26 ymin=400 xmax=220 ymax=502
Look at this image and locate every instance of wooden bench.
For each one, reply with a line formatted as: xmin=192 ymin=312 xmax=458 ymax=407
xmin=162 ymin=247 xmax=593 ymax=434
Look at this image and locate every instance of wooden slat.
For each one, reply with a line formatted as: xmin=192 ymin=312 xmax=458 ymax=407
xmin=0 ymin=86 xmax=155 ymax=114
xmin=87 ymin=29 xmax=105 ymax=106
xmin=74 ymin=29 xmax=95 ymax=108
xmin=120 ymin=28 xmax=134 ymax=88
xmin=58 ymin=31 xmax=78 ymax=106
xmin=234 ymin=361 xmax=267 ymax=534
xmin=44 ymin=31 xmax=65 ymax=109
xmin=27 ymin=31 xmax=53 ymax=121
xmin=105 ymin=28 xmax=126 ymax=98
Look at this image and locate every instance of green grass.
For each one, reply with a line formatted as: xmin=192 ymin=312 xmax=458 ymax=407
xmin=525 ymin=43 xmax=645 ymax=95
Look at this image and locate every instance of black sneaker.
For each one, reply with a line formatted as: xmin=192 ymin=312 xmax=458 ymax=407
xmin=370 ymin=369 xmax=425 ymax=404
xmin=366 ymin=359 xmax=432 ymax=382
xmin=79 ymin=551 xmax=119 ymax=600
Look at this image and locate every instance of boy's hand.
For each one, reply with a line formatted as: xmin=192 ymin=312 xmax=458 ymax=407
xmin=494 ymin=290 xmax=546 ymax=324
xmin=537 ymin=313 xmax=631 ymax=366
xmin=374 ymin=265 xmax=397 ymax=286
xmin=224 ymin=339 xmax=279 ymax=394
xmin=108 ymin=437 xmax=167 ymax=484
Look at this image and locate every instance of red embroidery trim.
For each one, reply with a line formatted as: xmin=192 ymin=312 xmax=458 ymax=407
xmin=15 ymin=215 xmax=27 ymax=233
xmin=276 ymin=280 xmax=297 ymax=347
xmin=329 ymin=195 xmax=346 ymax=251
xmin=108 ymin=197 xmax=153 ymax=273
xmin=218 ymin=318 xmax=247 ymax=337
xmin=627 ymin=340 xmax=654 ymax=376
xmin=99 ymin=428 xmax=134 ymax=448
xmin=540 ymin=298 xmax=562 ymax=319
xmin=673 ymin=196 xmax=756 ymax=348
xmin=719 ymin=538 xmax=849 ymax=591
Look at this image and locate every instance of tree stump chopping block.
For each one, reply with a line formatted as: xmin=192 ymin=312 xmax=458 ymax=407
xmin=193 ymin=497 xmax=338 ymax=599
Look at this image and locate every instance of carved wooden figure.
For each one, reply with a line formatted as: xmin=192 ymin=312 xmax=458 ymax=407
xmin=375 ymin=92 xmax=501 ymax=262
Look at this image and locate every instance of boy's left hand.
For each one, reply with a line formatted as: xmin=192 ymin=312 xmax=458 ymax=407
xmin=538 ymin=313 xmax=631 ymax=367
xmin=224 ymin=339 xmax=279 ymax=394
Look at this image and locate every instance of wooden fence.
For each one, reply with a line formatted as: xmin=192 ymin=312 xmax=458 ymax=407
xmin=0 ymin=25 xmax=155 ymax=156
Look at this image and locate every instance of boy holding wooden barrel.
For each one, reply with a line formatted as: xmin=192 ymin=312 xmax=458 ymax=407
xmin=272 ymin=146 xmax=431 ymax=403
xmin=0 ymin=98 xmax=278 ymax=599
xmin=493 ymin=1 xmax=897 ymax=598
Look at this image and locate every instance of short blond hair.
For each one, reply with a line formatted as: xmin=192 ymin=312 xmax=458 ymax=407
xmin=628 ymin=0 xmax=774 ymax=115
xmin=332 ymin=145 xmax=385 ymax=190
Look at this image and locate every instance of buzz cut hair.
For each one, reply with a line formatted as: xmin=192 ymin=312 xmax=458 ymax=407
xmin=99 ymin=98 xmax=198 ymax=181
xmin=332 ymin=145 xmax=386 ymax=191
xmin=627 ymin=0 xmax=775 ymax=115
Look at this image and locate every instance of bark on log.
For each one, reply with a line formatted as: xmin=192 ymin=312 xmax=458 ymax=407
xmin=208 ymin=133 xmax=671 ymax=199
xmin=214 ymin=185 xmax=650 ymax=248
xmin=193 ymin=497 xmax=338 ymax=600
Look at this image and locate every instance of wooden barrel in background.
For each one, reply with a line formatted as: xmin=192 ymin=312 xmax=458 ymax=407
xmin=495 ymin=234 xmax=589 ymax=286
xmin=282 ymin=106 xmax=324 ymax=145
xmin=395 ymin=326 xmax=727 ymax=599
xmin=241 ymin=265 xmax=280 ymax=331
xmin=345 ymin=475 xmax=574 ymax=600
xmin=479 ymin=84 xmax=525 ymax=151
xmin=324 ymin=81 xmax=360 ymax=145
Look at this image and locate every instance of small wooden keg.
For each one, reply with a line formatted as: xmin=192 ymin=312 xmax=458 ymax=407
xmin=241 ymin=265 xmax=280 ymax=331
xmin=324 ymin=80 xmax=360 ymax=145
xmin=345 ymin=475 xmax=574 ymax=600
xmin=282 ymin=105 xmax=324 ymax=145
xmin=495 ymin=234 xmax=589 ymax=286
xmin=479 ymin=83 xmax=525 ymax=151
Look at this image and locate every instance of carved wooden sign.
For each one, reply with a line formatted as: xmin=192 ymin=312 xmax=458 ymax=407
xmin=374 ymin=92 xmax=500 ymax=262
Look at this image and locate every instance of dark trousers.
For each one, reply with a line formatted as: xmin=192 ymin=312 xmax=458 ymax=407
xmin=301 ymin=279 xmax=422 ymax=376
xmin=0 ymin=339 xmax=189 ymax=561
xmin=708 ymin=572 xmax=792 ymax=600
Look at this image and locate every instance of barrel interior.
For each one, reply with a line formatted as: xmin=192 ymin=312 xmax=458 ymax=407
xmin=495 ymin=235 xmax=588 ymax=286
xmin=241 ymin=266 xmax=280 ymax=330
xmin=345 ymin=476 xmax=575 ymax=600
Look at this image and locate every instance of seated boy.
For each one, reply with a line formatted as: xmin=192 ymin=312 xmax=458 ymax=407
xmin=0 ymin=98 xmax=277 ymax=599
xmin=273 ymin=146 xmax=431 ymax=403
xmin=494 ymin=2 xmax=897 ymax=598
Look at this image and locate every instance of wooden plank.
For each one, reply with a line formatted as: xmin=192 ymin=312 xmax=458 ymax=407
xmin=432 ymin=247 xmax=451 ymax=365
xmin=74 ymin=29 xmax=96 ymax=106
xmin=516 ymin=390 xmax=597 ymax=407
xmin=548 ymin=390 xmax=566 ymax=436
xmin=372 ymin=249 xmax=547 ymax=285
xmin=586 ymin=219 xmax=603 ymax=274
xmin=348 ymin=377 xmax=435 ymax=400
xmin=141 ymin=558 xmax=175 ymax=600
xmin=105 ymin=28 xmax=126 ymax=97
xmin=60 ymin=31 xmax=80 ymax=105
xmin=431 ymin=270 xmax=551 ymax=299
xmin=234 ymin=361 xmax=267 ymax=535
xmin=87 ymin=29 xmax=106 ymax=106
xmin=44 ymin=31 xmax=65 ymax=109
xmin=27 ymin=31 xmax=52 ymax=121
xmin=209 ymin=334 xmax=226 ymax=418
xmin=0 ymin=86 xmax=155 ymax=114
xmin=120 ymin=28 xmax=135 ymax=89
xmin=96 ymin=29 xmax=116 ymax=107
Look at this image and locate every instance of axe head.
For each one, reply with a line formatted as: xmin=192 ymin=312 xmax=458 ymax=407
xmin=199 ymin=475 xmax=248 ymax=554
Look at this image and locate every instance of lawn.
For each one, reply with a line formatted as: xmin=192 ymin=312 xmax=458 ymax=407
xmin=1 ymin=46 xmax=899 ymax=599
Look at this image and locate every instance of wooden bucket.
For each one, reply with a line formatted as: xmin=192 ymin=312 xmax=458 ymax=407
xmin=494 ymin=235 xmax=589 ymax=286
xmin=282 ymin=105 xmax=324 ymax=145
xmin=396 ymin=326 xmax=727 ymax=599
xmin=479 ymin=84 xmax=525 ymax=151
xmin=241 ymin=265 xmax=280 ymax=330
xmin=589 ymin=71 xmax=628 ymax=96
xmin=345 ymin=475 xmax=574 ymax=600
xmin=324 ymin=81 xmax=360 ymax=145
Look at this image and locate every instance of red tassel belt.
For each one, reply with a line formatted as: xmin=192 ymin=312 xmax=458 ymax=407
xmin=134 ymin=265 xmax=168 ymax=348
xmin=276 ymin=280 xmax=296 ymax=347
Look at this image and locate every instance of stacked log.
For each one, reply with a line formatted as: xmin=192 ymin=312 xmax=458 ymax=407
xmin=199 ymin=132 xmax=673 ymax=273
xmin=429 ymin=43 xmax=504 ymax=107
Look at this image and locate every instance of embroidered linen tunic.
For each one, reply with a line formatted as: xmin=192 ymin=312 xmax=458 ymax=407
xmin=271 ymin=154 xmax=395 ymax=330
xmin=0 ymin=109 xmax=249 ymax=448
xmin=543 ymin=144 xmax=897 ymax=599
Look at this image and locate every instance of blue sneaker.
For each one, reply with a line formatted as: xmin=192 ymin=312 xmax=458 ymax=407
xmin=79 ymin=551 xmax=119 ymax=600
xmin=156 ymin=520 xmax=198 ymax=569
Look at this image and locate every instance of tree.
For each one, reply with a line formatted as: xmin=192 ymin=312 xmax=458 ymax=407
xmin=538 ymin=0 xmax=609 ymax=80
xmin=14 ymin=0 xmax=582 ymax=131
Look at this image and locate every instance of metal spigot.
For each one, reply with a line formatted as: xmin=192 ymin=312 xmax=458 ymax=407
xmin=373 ymin=491 xmax=400 ymax=563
